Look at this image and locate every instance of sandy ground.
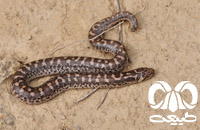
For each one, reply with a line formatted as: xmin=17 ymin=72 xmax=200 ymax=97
xmin=0 ymin=0 xmax=200 ymax=129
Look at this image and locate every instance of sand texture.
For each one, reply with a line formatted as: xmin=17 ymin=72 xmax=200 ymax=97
xmin=0 ymin=0 xmax=200 ymax=129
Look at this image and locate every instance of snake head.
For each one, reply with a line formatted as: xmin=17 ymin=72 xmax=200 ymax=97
xmin=136 ymin=67 xmax=155 ymax=82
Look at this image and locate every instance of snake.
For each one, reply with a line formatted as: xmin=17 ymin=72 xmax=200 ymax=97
xmin=11 ymin=11 xmax=154 ymax=104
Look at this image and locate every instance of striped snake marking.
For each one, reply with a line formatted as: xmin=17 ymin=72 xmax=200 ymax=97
xmin=11 ymin=11 xmax=154 ymax=104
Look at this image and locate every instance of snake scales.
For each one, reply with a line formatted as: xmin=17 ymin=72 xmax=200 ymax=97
xmin=11 ymin=11 xmax=154 ymax=104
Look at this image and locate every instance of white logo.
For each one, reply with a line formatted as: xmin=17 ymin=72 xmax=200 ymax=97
xmin=148 ymin=81 xmax=198 ymax=125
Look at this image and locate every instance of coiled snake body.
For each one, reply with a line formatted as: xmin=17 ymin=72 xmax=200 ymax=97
xmin=11 ymin=11 xmax=154 ymax=104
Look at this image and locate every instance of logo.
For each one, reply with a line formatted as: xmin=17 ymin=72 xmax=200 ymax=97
xmin=148 ymin=81 xmax=198 ymax=125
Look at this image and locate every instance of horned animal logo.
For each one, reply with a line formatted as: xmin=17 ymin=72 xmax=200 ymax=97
xmin=148 ymin=81 xmax=198 ymax=112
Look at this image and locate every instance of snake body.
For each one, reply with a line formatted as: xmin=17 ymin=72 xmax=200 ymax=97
xmin=11 ymin=11 xmax=154 ymax=104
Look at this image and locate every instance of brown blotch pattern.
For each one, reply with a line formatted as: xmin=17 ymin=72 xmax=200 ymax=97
xmin=11 ymin=11 xmax=154 ymax=104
